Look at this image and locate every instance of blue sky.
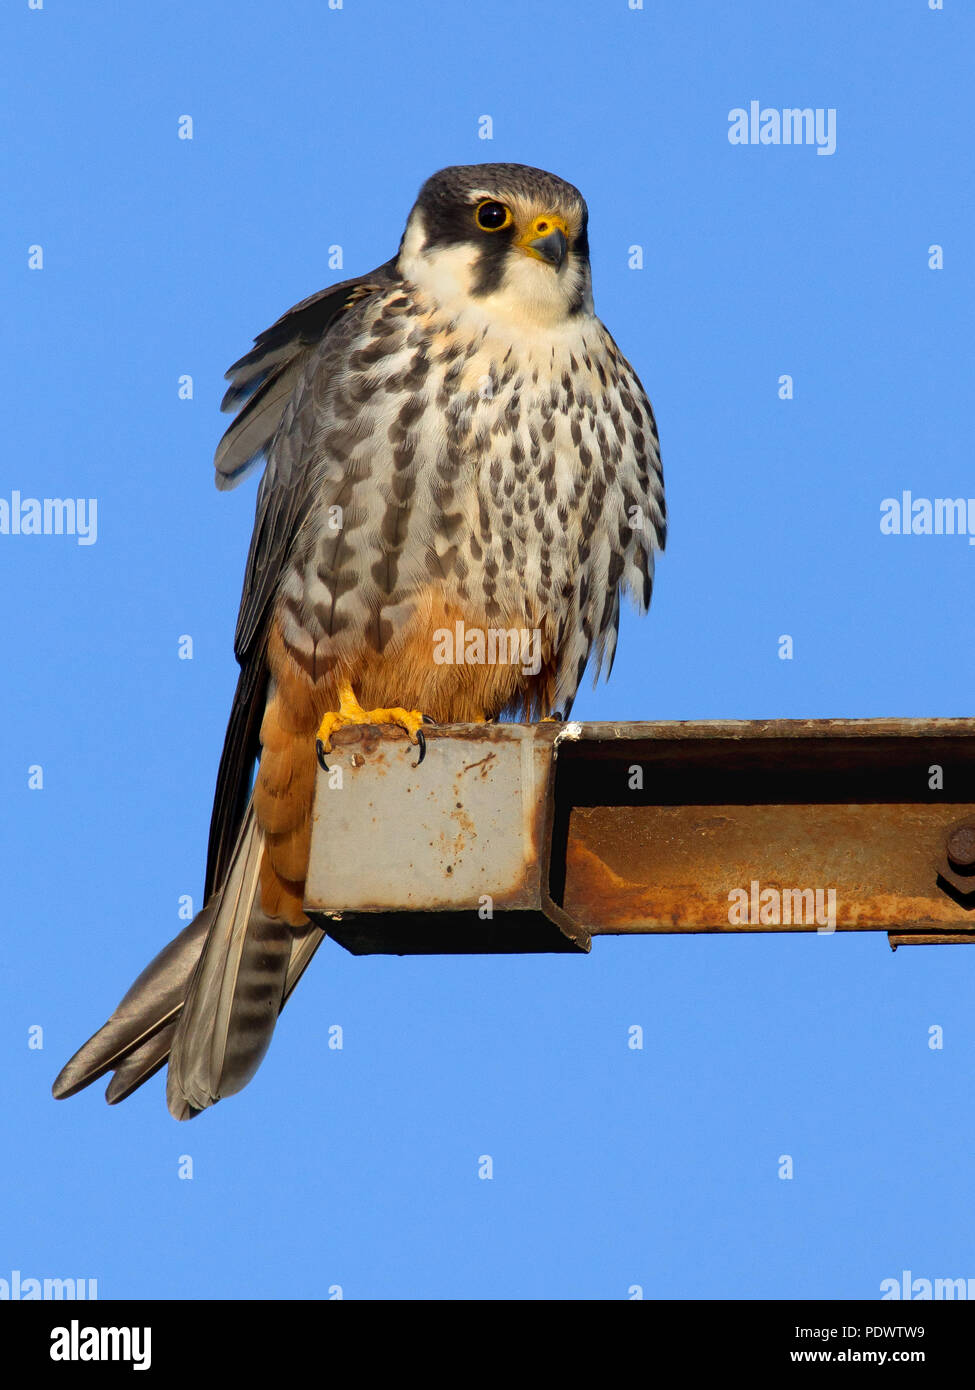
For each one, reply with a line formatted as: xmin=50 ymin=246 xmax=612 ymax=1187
xmin=2 ymin=0 xmax=973 ymax=1300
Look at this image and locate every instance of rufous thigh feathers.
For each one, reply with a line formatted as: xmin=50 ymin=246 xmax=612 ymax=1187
xmin=254 ymin=623 xmax=322 ymax=926
xmin=353 ymin=591 xmax=557 ymax=724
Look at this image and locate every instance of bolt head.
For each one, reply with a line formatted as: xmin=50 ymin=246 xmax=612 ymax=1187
xmin=947 ymin=825 xmax=975 ymax=871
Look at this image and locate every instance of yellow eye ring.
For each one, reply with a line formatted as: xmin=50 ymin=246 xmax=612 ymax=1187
xmin=475 ymin=200 xmax=513 ymax=232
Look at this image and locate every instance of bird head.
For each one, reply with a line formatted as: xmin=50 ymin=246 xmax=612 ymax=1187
xmin=397 ymin=163 xmax=593 ymax=329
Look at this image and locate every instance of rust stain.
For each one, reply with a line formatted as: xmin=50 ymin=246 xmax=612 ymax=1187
xmin=458 ymin=752 xmax=497 ymax=779
xmin=449 ymin=801 xmax=477 ymax=840
xmin=565 ymin=834 xmax=975 ymax=933
xmin=564 ymin=841 xmax=731 ymax=930
xmin=889 ymin=932 xmax=975 ymax=947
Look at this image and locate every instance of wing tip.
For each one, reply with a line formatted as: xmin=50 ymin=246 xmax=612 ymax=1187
xmin=51 ymin=1072 xmax=78 ymax=1101
xmin=213 ymin=451 xmax=260 ymax=492
xmin=51 ymin=1047 xmax=108 ymax=1101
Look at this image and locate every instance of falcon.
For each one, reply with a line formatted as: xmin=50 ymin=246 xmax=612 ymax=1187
xmin=53 ymin=163 xmax=666 ymax=1119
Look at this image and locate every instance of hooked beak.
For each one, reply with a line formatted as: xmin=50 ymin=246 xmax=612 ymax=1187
xmin=516 ymin=215 xmax=570 ymax=270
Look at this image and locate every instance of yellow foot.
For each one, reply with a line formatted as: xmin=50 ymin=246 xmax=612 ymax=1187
xmin=316 ymin=680 xmax=428 ymax=770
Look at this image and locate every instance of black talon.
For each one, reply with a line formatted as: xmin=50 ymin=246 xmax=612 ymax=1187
xmin=412 ymin=729 xmax=426 ymax=767
xmin=422 ymin=714 xmax=439 ymax=725
xmin=316 ymin=738 xmax=329 ymax=772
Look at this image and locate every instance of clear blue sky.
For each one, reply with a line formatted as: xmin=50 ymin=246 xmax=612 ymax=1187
xmin=2 ymin=0 xmax=973 ymax=1300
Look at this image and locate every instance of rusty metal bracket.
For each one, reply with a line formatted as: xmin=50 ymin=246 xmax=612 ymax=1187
xmin=303 ymin=718 xmax=975 ymax=954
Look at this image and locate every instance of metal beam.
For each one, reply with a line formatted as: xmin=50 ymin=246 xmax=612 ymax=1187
xmin=303 ymin=718 xmax=975 ymax=954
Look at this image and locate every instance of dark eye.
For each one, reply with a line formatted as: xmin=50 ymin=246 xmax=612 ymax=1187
xmin=475 ymin=200 xmax=512 ymax=231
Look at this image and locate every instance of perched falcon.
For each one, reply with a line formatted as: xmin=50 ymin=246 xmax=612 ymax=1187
xmin=53 ymin=163 xmax=666 ymax=1119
